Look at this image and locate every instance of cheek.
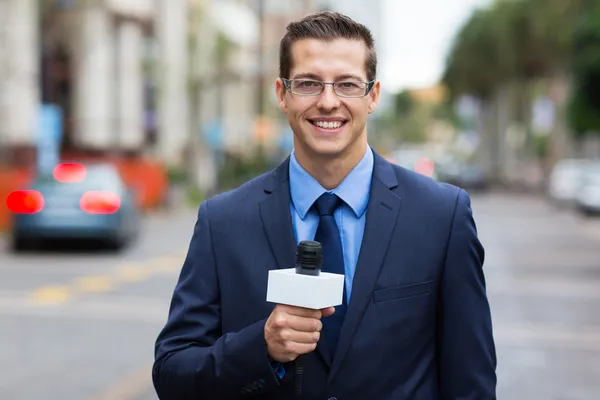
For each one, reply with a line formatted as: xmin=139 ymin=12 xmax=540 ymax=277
xmin=346 ymin=102 xmax=368 ymax=121
xmin=287 ymin=98 xmax=315 ymax=117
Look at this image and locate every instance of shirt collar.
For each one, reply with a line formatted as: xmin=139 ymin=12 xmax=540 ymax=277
xmin=289 ymin=146 xmax=374 ymax=219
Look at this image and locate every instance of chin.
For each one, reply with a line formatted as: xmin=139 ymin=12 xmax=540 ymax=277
xmin=308 ymin=143 xmax=348 ymax=158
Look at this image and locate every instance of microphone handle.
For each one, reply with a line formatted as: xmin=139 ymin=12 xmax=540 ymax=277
xmin=294 ymin=355 xmax=305 ymax=396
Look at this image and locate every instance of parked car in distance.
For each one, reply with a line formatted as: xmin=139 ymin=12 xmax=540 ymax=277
xmin=7 ymin=162 xmax=141 ymax=252
xmin=547 ymin=158 xmax=593 ymax=206
xmin=390 ymin=148 xmax=438 ymax=181
xmin=574 ymin=161 xmax=600 ymax=217
xmin=435 ymin=155 xmax=488 ymax=192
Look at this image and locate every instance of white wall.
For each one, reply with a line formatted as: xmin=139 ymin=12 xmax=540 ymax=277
xmin=155 ymin=0 xmax=190 ymax=166
xmin=117 ymin=20 xmax=145 ymax=150
xmin=73 ymin=3 xmax=116 ymax=149
xmin=0 ymin=0 xmax=39 ymax=147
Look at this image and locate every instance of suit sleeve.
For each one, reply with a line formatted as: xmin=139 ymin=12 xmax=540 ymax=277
xmin=152 ymin=200 xmax=283 ymax=399
xmin=438 ymin=189 xmax=497 ymax=399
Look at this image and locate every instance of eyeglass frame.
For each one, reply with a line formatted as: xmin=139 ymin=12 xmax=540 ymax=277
xmin=281 ymin=78 xmax=376 ymax=98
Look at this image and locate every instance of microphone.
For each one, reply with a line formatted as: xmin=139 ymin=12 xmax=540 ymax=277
xmin=295 ymin=240 xmax=323 ymax=276
xmin=293 ymin=241 xmax=321 ymax=396
xmin=266 ymin=240 xmax=345 ymax=396
xmin=266 ymin=240 xmax=344 ymax=309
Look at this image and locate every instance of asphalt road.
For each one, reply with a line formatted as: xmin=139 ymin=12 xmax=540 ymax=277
xmin=1 ymin=192 xmax=599 ymax=400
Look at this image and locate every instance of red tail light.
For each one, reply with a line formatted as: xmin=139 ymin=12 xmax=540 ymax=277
xmin=6 ymin=190 xmax=45 ymax=214
xmin=80 ymin=191 xmax=121 ymax=214
xmin=415 ymin=158 xmax=435 ymax=177
xmin=54 ymin=163 xmax=87 ymax=183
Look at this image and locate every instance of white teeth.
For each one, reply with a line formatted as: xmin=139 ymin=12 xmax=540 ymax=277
xmin=314 ymin=121 xmax=343 ymax=129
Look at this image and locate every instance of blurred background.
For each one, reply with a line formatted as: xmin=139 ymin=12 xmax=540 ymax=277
xmin=1 ymin=0 xmax=599 ymax=399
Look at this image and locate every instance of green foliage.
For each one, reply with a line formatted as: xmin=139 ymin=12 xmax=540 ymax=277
xmin=443 ymin=8 xmax=504 ymax=99
xmin=442 ymin=0 xmax=593 ymax=99
xmin=533 ymin=132 xmax=549 ymax=159
xmin=167 ymin=166 xmax=188 ymax=185
xmin=433 ymin=98 xmax=461 ymax=128
xmin=379 ymin=94 xmax=428 ymax=145
xmin=443 ymin=0 xmax=600 ymax=140
xmin=394 ymin=91 xmax=414 ymax=116
xmin=567 ymin=4 xmax=600 ymax=136
xmin=216 ymin=150 xmax=271 ymax=191
xmin=185 ymin=185 xmax=206 ymax=207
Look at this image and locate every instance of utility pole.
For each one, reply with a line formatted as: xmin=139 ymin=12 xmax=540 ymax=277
xmin=257 ymin=0 xmax=265 ymax=117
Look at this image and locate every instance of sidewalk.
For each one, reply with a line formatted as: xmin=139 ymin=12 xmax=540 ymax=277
xmin=134 ymin=392 xmax=157 ymax=400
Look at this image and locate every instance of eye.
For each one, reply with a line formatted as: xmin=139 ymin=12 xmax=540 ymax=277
xmin=299 ymin=80 xmax=319 ymax=87
xmin=338 ymin=82 xmax=360 ymax=88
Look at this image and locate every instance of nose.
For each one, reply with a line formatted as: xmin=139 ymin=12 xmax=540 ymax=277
xmin=316 ymin=84 xmax=341 ymax=112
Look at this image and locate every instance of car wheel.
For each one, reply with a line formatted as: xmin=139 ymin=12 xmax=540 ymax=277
xmin=11 ymin=236 xmax=38 ymax=253
xmin=106 ymin=235 xmax=126 ymax=252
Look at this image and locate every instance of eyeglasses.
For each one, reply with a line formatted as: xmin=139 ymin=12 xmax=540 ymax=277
xmin=282 ymin=78 xmax=375 ymax=98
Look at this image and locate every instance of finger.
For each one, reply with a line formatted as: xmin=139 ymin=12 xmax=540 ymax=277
xmin=283 ymin=340 xmax=318 ymax=356
xmin=281 ymin=328 xmax=320 ymax=344
xmin=285 ymin=314 xmax=323 ymax=332
xmin=283 ymin=305 xmax=323 ymax=319
xmin=320 ymin=306 xmax=335 ymax=318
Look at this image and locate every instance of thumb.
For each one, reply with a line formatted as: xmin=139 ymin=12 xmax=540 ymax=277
xmin=321 ymin=306 xmax=336 ymax=318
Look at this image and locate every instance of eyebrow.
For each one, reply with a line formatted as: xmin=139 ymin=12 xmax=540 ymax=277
xmin=291 ymin=73 xmax=366 ymax=81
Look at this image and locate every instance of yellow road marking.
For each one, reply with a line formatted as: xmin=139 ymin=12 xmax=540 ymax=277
xmin=149 ymin=255 xmax=183 ymax=274
xmin=25 ymin=249 xmax=187 ymax=304
xmin=84 ymin=364 xmax=153 ymax=400
xmin=29 ymin=285 xmax=72 ymax=305
xmin=115 ymin=264 xmax=150 ymax=282
xmin=73 ymin=276 xmax=114 ymax=293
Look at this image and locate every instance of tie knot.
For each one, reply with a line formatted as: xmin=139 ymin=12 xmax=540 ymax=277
xmin=314 ymin=193 xmax=343 ymax=216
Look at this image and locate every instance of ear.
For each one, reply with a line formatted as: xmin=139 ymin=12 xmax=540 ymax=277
xmin=367 ymin=80 xmax=381 ymax=114
xmin=275 ymin=78 xmax=288 ymax=113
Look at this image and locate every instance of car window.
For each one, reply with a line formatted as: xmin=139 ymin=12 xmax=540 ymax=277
xmin=34 ymin=164 xmax=123 ymax=192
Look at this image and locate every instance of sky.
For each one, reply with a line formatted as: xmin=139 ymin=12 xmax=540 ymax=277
xmin=379 ymin=0 xmax=492 ymax=92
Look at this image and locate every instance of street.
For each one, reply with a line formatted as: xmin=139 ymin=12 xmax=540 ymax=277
xmin=1 ymin=193 xmax=599 ymax=400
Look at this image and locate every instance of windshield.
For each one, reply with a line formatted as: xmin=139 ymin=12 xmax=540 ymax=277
xmin=33 ymin=164 xmax=123 ymax=192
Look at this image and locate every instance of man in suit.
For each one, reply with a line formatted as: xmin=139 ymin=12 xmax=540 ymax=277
xmin=153 ymin=11 xmax=497 ymax=400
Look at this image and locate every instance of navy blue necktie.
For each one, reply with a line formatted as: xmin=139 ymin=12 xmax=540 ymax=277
xmin=313 ymin=192 xmax=346 ymax=358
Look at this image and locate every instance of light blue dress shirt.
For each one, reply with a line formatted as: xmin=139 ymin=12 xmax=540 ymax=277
xmin=289 ymin=146 xmax=374 ymax=302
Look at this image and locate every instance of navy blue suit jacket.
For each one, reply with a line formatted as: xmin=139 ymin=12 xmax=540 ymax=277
xmin=152 ymin=150 xmax=497 ymax=399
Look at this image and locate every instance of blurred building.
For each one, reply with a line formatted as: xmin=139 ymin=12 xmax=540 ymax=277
xmin=0 ymin=0 xmax=388 ymax=174
xmin=0 ymin=0 xmax=40 ymax=166
xmin=0 ymin=0 xmax=193 ymax=167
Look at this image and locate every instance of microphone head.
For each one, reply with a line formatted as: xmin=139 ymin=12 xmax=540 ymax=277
xmin=296 ymin=240 xmax=322 ymax=275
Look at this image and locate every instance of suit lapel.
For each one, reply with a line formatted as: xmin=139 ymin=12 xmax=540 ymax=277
xmin=259 ymin=157 xmax=333 ymax=367
xmin=259 ymin=158 xmax=297 ymax=272
xmin=329 ymin=152 xmax=402 ymax=379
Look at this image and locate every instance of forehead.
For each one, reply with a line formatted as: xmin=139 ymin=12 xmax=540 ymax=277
xmin=289 ymin=38 xmax=368 ymax=80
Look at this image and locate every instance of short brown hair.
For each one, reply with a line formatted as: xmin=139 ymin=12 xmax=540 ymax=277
xmin=279 ymin=11 xmax=377 ymax=82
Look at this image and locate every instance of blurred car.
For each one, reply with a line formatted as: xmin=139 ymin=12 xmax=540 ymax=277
xmin=390 ymin=148 xmax=438 ymax=180
xmin=547 ymin=158 xmax=592 ymax=206
xmin=574 ymin=161 xmax=600 ymax=216
xmin=7 ymin=162 xmax=141 ymax=252
xmin=436 ymin=157 xmax=487 ymax=191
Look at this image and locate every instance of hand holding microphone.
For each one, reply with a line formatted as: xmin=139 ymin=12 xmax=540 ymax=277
xmin=264 ymin=240 xmax=344 ymax=362
xmin=264 ymin=304 xmax=334 ymax=363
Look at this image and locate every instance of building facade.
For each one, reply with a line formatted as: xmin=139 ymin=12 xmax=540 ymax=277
xmin=0 ymin=0 xmax=191 ymax=168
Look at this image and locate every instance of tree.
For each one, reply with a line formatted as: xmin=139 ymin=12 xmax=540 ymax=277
xmin=442 ymin=7 xmax=506 ymax=100
xmin=442 ymin=0 xmax=592 ymax=100
xmin=567 ymin=4 xmax=600 ymax=136
xmin=394 ymin=90 xmax=414 ymax=117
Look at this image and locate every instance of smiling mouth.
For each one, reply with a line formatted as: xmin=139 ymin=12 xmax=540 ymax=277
xmin=308 ymin=120 xmax=348 ymax=130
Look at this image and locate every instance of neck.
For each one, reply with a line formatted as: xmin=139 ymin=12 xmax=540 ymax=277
xmin=295 ymin=140 xmax=368 ymax=190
